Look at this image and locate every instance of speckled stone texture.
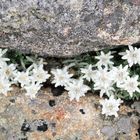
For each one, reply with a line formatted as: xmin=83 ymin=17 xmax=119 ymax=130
xmin=0 ymin=0 xmax=140 ymax=57
xmin=0 ymin=86 xmax=139 ymax=140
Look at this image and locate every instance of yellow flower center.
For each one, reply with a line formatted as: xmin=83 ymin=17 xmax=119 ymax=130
xmin=59 ymin=76 xmax=64 ymax=80
xmin=19 ymin=75 xmax=27 ymax=81
xmin=108 ymin=104 xmax=114 ymax=111
xmin=5 ymin=69 xmax=11 ymax=76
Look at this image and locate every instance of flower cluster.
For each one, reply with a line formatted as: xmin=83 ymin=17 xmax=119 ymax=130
xmin=50 ymin=45 xmax=140 ymax=117
xmin=0 ymin=49 xmax=15 ymax=96
xmin=0 ymin=49 xmax=50 ymax=98
xmin=51 ymin=67 xmax=90 ymax=101
xmin=0 ymin=45 xmax=140 ymax=117
xmin=15 ymin=64 xmax=50 ymax=98
xmin=80 ymin=45 xmax=140 ymax=117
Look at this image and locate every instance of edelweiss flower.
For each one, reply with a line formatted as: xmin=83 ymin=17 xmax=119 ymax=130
xmin=0 ymin=63 xmax=17 ymax=80
xmin=94 ymin=84 xmax=115 ymax=98
xmin=110 ymin=65 xmax=129 ymax=87
xmin=121 ymin=76 xmax=140 ymax=97
xmin=80 ymin=64 xmax=97 ymax=81
xmin=0 ymin=49 xmax=10 ymax=67
xmin=32 ymin=64 xmax=50 ymax=84
xmin=94 ymin=68 xmax=112 ymax=85
xmin=14 ymin=71 xmax=31 ymax=87
xmin=100 ymin=96 xmax=122 ymax=117
xmin=0 ymin=78 xmax=12 ymax=95
xmin=94 ymin=68 xmax=114 ymax=97
xmin=120 ymin=45 xmax=140 ymax=67
xmin=95 ymin=51 xmax=114 ymax=68
xmin=24 ymin=83 xmax=42 ymax=99
xmin=51 ymin=66 xmax=73 ymax=87
xmin=65 ymin=79 xmax=90 ymax=101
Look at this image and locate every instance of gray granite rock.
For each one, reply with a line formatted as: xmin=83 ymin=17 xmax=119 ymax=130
xmin=0 ymin=87 xmax=139 ymax=140
xmin=132 ymin=101 xmax=140 ymax=114
xmin=0 ymin=0 xmax=140 ymax=57
xmin=101 ymin=125 xmax=116 ymax=138
xmin=117 ymin=117 xmax=132 ymax=134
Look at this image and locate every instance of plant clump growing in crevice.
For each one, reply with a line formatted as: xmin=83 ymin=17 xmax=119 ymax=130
xmin=0 ymin=45 xmax=140 ymax=118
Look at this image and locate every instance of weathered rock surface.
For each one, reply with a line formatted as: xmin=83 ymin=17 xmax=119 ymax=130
xmin=0 ymin=0 xmax=140 ymax=57
xmin=0 ymin=86 xmax=139 ymax=140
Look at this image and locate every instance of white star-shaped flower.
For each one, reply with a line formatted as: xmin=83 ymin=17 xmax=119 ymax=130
xmin=121 ymin=75 xmax=140 ymax=97
xmin=110 ymin=65 xmax=129 ymax=87
xmin=80 ymin=64 xmax=97 ymax=81
xmin=120 ymin=45 xmax=140 ymax=67
xmin=94 ymin=83 xmax=115 ymax=98
xmin=100 ymin=96 xmax=123 ymax=117
xmin=24 ymin=83 xmax=42 ymax=99
xmin=0 ymin=63 xmax=17 ymax=80
xmin=31 ymin=64 xmax=50 ymax=84
xmin=93 ymin=68 xmax=114 ymax=97
xmin=0 ymin=77 xmax=12 ymax=96
xmin=65 ymin=79 xmax=90 ymax=101
xmin=51 ymin=66 xmax=73 ymax=87
xmin=14 ymin=71 xmax=31 ymax=87
xmin=95 ymin=51 xmax=114 ymax=68
xmin=0 ymin=49 xmax=10 ymax=67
